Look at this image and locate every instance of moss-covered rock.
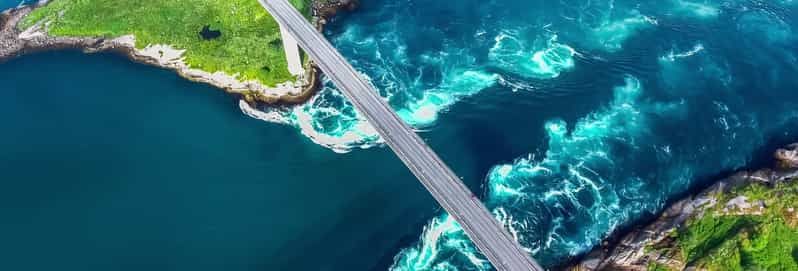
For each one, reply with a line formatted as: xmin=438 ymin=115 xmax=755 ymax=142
xmin=572 ymin=143 xmax=798 ymax=271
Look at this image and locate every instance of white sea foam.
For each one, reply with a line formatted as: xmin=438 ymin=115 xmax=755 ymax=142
xmin=669 ymin=0 xmax=721 ymax=19
xmin=240 ymin=83 xmax=382 ymax=153
xmin=660 ymin=43 xmax=705 ymax=62
xmin=658 ymin=43 xmax=733 ymax=89
xmin=391 ymin=75 xmax=672 ymax=269
xmin=397 ymin=69 xmax=500 ymax=127
xmin=238 ymin=100 xmax=291 ymax=124
xmin=292 ymin=90 xmax=382 ymax=153
xmin=489 ymin=32 xmax=576 ymax=79
xmin=588 ymin=11 xmax=657 ymax=52
xmin=329 ymin=18 xmax=503 ymax=129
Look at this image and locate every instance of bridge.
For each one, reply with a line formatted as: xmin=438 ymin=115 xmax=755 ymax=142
xmin=258 ymin=0 xmax=543 ymax=270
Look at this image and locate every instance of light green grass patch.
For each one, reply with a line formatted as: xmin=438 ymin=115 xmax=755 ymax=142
xmin=22 ymin=0 xmax=312 ymax=86
xmin=675 ymin=180 xmax=798 ymax=270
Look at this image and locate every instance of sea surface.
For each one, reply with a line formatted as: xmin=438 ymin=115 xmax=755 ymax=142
xmin=2 ymin=0 xmax=798 ymax=270
xmin=0 ymin=0 xmax=30 ymax=10
xmin=0 ymin=51 xmax=438 ymax=271
xmin=311 ymin=0 xmax=798 ymax=269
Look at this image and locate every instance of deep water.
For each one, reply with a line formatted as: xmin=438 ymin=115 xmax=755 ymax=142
xmin=2 ymin=0 xmax=798 ymax=270
xmin=0 ymin=51 xmax=439 ymax=271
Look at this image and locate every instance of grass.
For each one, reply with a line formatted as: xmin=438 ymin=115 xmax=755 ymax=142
xmin=673 ymin=180 xmax=798 ymax=270
xmin=678 ymin=215 xmax=749 ymax=264
xmin=741 ymin=219 xmax=798 ymax=270
xmin=21 ymin=0 xmax=313 ymax=86
xmin=647 ymin=262 xmax=672 ymax=271
xmin=704 ymin=237 xmax=743 ymax=271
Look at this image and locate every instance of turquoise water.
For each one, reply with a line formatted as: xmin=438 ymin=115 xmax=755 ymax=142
xmin=2 ymin=0 xmax=798 ymax=270
xmin=307 ymin=0 xmax=798 ymax=269
xmin=0 ymin=0 xmax=29 ymax=10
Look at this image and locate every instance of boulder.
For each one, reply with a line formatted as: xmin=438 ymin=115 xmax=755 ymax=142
xmin=775 ymin=143 xmax=798 ymax=170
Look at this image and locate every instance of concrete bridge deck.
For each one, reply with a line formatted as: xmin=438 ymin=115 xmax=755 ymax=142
xmin=258 ymin=1 xmax=543 ymax=270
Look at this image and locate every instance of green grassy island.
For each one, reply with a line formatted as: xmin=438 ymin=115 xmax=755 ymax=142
xmin=610 ymin=178 xmax=798 ymax=271
xmin=20 ymin=0 xmax=312 ymax=86
xmin=669 ymin=180 xmax=798 ymax=271
xmin=571 ymin=144 xmax=798 ymax=271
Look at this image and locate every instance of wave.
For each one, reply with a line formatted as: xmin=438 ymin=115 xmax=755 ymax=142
xmin=667 ymin=0 xmax=721 ymax=19
xmin=239 ymin=80 xmax=381 ymax=153
xmin=391 ymin=75 xmax=676 ymax=269
xmin=588 ymin=10 xmax=657 ymax=52
xmin=660 ymin=43 xmax=705 ymax=62
xmin=330 ymin=19 xmax=502 ymax=129
xmin=235 ymin=0 xmax=798 ymax=268
xmin=386 ymin=0 xmax=798 ymax=269
xmin=489 ymin=32 xmax=577 ymax=79
xmin=397 ymin=69 xmax=500 ymax=127
xmin=659 ymin=42 xmax=733 ymax=89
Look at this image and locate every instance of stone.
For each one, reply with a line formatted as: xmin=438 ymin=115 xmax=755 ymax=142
xmin=775 ymin=143 xmax=798 ymax=170
xmin=569 ymin=143 xmax=798 ymax=271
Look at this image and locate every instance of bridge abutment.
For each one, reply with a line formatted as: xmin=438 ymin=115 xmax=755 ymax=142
xmin=279 ymin=24 xmax=305 ymax=76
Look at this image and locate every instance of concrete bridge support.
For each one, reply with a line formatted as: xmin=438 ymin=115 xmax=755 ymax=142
xmin=278 ymin=23 xmax=305 ymax=76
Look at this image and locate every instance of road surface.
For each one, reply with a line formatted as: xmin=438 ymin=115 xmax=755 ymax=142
xmin=257 ymin=1 xmax=544 ymax=270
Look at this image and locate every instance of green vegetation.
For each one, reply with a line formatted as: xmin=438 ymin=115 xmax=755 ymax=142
xmin=21 ymin=0 xmax=312 ymax=85
xmin=647 ymin=262 xmax=671 ymax=271
xmin=672 ymin=181 xmax=798 ymax=271
xmin=678 ymin=215 xmax=749 ymax=264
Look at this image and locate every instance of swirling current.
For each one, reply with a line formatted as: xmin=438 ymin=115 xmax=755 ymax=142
xmin=239 ymin=0 xmax=798 ymax=269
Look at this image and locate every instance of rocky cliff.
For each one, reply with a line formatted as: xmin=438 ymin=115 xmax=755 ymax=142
xmin=571 ymin=143 xmax=798 ymax=271
xmin=0 ymin=0 xmax=358 ymax=105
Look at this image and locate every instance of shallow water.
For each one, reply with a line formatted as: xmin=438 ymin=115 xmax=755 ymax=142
xmin=305 ymin=0 xmax=798 ymax=269
xmin=0 ymin=0 xmax=23 ymax=9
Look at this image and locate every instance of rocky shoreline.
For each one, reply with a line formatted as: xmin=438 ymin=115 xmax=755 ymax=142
xmin=569 ymin=143 xmax=798 ymax=270
xmin=0 ymin=0 xmax=358 ymax=105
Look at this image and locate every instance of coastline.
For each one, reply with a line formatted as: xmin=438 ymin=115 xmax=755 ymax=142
xmin=0 ymin=0 xmax=358 ymax=105
xmin=569 ymin=143 xmax=798 ymax=270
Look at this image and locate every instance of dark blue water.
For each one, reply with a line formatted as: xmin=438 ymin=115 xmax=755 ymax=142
xmin=0 ymin=51 xmax=441 ymax=271
xmin=3 ymin=0 xmax=798 ymax=270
